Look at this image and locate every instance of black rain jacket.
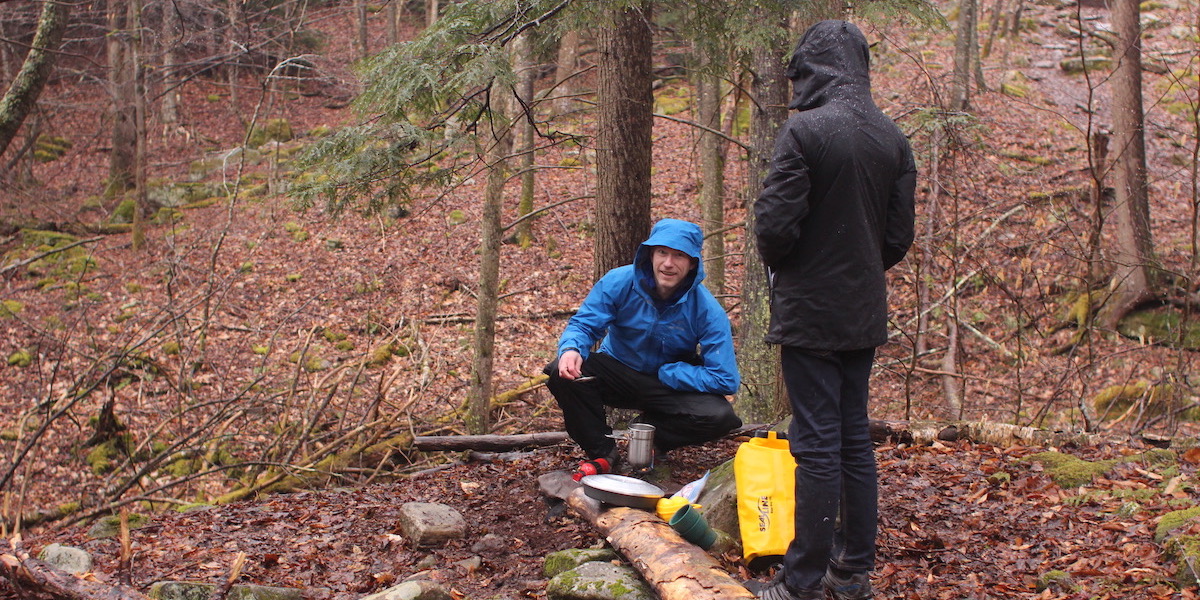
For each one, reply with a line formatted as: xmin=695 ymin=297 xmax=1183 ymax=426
xmin=754 ymin=20 xmax=917 ymax=351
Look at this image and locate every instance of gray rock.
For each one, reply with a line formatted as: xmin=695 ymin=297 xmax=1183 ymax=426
xmin=543 ymin=548 xmax=619 ymax=578
xmin=36 ymin=544 xmax=92 ymax=574
xmin=546 ymin=561 xmax=654 ymax=600
xmin=358 ymin=580 xmax=452 ymax=600
xmin=396 ymin=502 xmax=466 ymax=547
xmin=147 ymin=580 xmax=307 ymax=600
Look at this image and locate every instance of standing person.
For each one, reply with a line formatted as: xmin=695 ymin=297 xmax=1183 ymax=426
xmin=750 ymin=20 xmax=916 ymax=600
xmin=544 ymin=218 xmax=742 ymax=479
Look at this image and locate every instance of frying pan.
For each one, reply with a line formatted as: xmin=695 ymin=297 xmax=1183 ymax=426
xmin=580 ymin=474 xmax=665 ymax=510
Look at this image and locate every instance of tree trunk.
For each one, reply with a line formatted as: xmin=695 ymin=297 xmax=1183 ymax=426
xmin=564 ymin=487 xmax=756 ymax=600
xmin=593 ymin=2 xmax=653 ymax=279
xmin=553 ymin=30 xmax=580 ymax=115
xmin=697 ymin=62 xmax=726 ymax=303
xmin=466 ymin=91 xmax=515 ymax=434
xmin=735 ymin=14 xmax=789 ymax=423
xmin=514 ymin=33 xmax=537 ymax=248
xmin=160 ymin=0 xmax=181 ymax=128
xmin=1100 ymin=0 xmax=1157 ymax=329
xmin=0 ymin=0 xmax=70 ymax=157
xmin=356 ymin=0 xmax=369 ymax=59
xmin=107 ymin=0 xmax=137 ymax=198
xmin=952 ymin=0 xmax=978 ymax=110
xmin=426 ymin=0 xmax=439 ymax=28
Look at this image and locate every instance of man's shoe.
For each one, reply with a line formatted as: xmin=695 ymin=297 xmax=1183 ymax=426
xmin=746 ymin=570 xmax=825 ymax=600
xmin=821 ymin=570 xmax=871 ymax=600
xmin=571 ymin=448 xmax=621 ymax=481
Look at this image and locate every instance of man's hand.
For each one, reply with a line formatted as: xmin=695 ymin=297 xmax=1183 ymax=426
xmin=558 ymin=350 xmax=584 ymax=379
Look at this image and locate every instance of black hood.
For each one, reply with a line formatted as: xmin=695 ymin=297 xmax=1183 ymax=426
xmin=786 ymin=20 xmax=872 ymax=111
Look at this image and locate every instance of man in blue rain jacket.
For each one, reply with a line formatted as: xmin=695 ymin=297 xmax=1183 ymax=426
xmin=544 ymin=218 xmax=742 ymax=476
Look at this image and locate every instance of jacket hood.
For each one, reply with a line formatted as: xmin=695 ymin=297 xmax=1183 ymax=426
xmin=786 ymin=20 xmax=872 ymax=111
xmin=635 ymin=219 xmax=705 ymax=300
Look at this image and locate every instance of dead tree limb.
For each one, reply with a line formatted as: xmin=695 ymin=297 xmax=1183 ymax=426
xmin=0 ymin=538 xmax=150 ymax=600
xmin=413 ymin=431 xmax=569 ymax=452
xmin=564 ymin=487 xmax=754 ymax=600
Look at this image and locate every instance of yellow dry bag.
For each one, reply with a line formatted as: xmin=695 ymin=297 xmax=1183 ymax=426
xmin=734 ymin=430 xmax=796 ymax=568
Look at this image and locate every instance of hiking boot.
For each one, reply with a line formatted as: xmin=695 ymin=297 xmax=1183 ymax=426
xmin=822 ymin=569 xmax=872 ymax=600
xmin=745 ymin=570 xmax=825 ymax=600
xmin=571 ymin=448 xmax=621 ymax=481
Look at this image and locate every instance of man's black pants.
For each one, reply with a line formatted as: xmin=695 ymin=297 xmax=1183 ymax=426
xmin=543 ymin=352 xmax=742 ymax=459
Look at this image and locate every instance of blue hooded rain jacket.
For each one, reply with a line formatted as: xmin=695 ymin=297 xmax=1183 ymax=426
xmin=556 ymin=219 xmax=740 ymax=395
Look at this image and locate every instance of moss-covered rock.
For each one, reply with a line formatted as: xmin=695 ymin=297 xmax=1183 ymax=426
xmin=546 ymin=560 xmax=654 ymax=600
xmin=1022 ymin=449 xmax=1178 ymax=489
xmin=543 ymin=548 xmax=620 ymax=578
xmin=246 ymin=118 xmax=295 ymax=148
xmin=87 ymin=512 xmax=149 ymax=538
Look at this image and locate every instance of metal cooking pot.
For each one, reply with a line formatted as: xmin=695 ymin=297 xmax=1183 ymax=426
xmin=580 ymin=474 xmax=664 ymax=510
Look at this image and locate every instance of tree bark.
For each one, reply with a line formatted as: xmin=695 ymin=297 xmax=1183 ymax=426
xmin=735 ymin=12 xmax=789 ymax=423
xmin=513 ymin=32 xmax=537 ymax=248
xmin=0 ymin=0 xmax=69 ymax=157
xmin=594 ymin=1 xmax=652 ymax=279
xmin=1100 ymin=0 xmax=1157 ymax=329
xmin=697 ymin=63 xmax=726 ymax=302
xmin=107 ymin=0 xmax=137 ymax=197
xmin=552 ymin=29 xmax=580 ymax=115
xmin=951 ymin=0 xmax=978 ymax=110
xmin=414 ymin=431 xmax=570 ymax=452
xmin=565 ymin=487 xmax=755 ymax=600
xmin=465 ymin=88 xmax=515 ymax=434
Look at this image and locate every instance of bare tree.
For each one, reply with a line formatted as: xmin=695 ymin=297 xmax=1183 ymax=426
xmin=0 ymin=0 xmax=70 ymax=158
xmin=1100 ymin=0 xmax=1157 ymax=328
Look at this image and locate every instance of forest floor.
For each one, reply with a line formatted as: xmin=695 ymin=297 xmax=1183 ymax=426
xmin=2 ymin=0 xmax=1200 ymax=598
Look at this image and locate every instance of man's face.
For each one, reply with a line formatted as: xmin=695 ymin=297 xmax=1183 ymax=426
xmin=651 ymin=246 xmax=695 ymax=297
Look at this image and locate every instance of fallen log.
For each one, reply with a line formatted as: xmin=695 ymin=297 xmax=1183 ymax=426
xmin=562 ymin=481 xmax=754 ymax=600
xmin=412 ymin=431 xmax=569 ymax=452
xmin=0 ymin=538 xmax=150 ymax=600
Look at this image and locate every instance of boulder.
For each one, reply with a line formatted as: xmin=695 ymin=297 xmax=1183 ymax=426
xmin=358 ymin=579 xmax=452 ymax=600
xmin=395 ymin=502 xmax=466 ymax=547
xmin=36 ymin=544 xmax=92 ymax=574
xmin=546 ymin=561 xmax=655 ymax=600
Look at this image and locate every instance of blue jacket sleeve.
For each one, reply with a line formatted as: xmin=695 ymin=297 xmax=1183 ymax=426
xmin=657 ymin=291 xmax=741 ymax=395
xmin=556 ymin=272 xmax=621 ymax=359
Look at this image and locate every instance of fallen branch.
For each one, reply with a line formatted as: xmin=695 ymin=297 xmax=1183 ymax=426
xmin=0 ymin=537 xmax=150 ymax=600
xmin=564 ymin=485 xmax=754 ymax=600
xmin=413 ymin=431 xmax=568 ymax=452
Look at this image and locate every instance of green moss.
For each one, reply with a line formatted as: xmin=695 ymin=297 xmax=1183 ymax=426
xmin=1156 ymin=507 xmax=1200 ymax=541
xmin=334 ymin=340 xmax=355 ymax=352
xmin=87 ymin=512 xmax=149 ymax=539
xmin=252 ymin=345 xmax=270 ymax=355
xmin=1022 ymin=451 xmax=1115 ymax=488
xmin=239 ymin=262 xmax=254 ymax=273
xmin=366 ymin=343 xmax=394 ymax=367
xmin=285 ymin=273 xmax=302 ymax=282
xmin=162 ymin=341 xmax=181 ymax=355
xmin=0 ymin=300 xmax=23 ymax=318
xmin=322 ymin=329 xmax=348 ymax=343
xmin=87 ymin=439 xmax=124 ymax=474
xmin=448 ymin=209 xmax=466 ymax=225
xmin=7 ymin=349 xmax=33 ymax=367
xmin=1036 ymin=570 xmax=1079 ymax=593
xmin=1093 ymin=382 xmax=1194 ymax=421
xmin=1118 ymin=306 xmax=1200 ymax=351
xmin=112 ymin=198 xmax=137 ymax=224
xmin=246 ymin=118 xmax=295 ymax=148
